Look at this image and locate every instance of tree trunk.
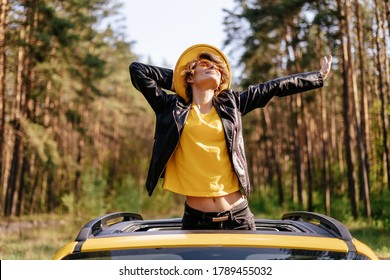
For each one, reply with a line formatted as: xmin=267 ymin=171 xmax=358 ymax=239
xmin=321 ymin=84 xmax=330 ymax=215
xmin=354 ymin=0 xmax=371 ymax=186
xmin=385 ymin=0 xmax=390 ymax=35
xmin=304 ymin=104 xmax=314 ymax=212
xmin=346 ymin=0 xmax=371 ymax=218
xmin=15 ymin=154 xmax=29 ymax=215
xmin=289 ymin=96 xmax=302 ymax=206
xmin=74 ymin=137 xmax=83 ymax=203
xmin=0 ymin=0 xmax=9 ymax=198
xmin=315 ymin=30 xmax=331 ymax=215
xmin=337 ymin=0 xmax=359 ymax=218
xmin=4 ymin=13 xmax=27 ymax=216
xmin=263 ymin=108 xmax=284 ymax=206
xmin=6 ymin=0 xmax=39 ymax=216
xmin=374 ymin=0 xmax=390 ymax=190
xmin=354 ymin=0 xmax=372 ymax=218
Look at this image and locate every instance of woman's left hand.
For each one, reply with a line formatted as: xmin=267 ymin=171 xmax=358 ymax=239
xmin=320 ymin=55 xmax=332 ymax=80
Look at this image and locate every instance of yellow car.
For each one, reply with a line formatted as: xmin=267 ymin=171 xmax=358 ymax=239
xmin=53 ymin=211 xmax=378 ymax=260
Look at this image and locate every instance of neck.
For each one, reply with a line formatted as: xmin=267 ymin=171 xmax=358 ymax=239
xmin=192 ymin=88 xmax=214 ymax=114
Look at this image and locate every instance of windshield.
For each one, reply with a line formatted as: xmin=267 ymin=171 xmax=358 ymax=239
xmin=62 ymin=247 xmax=369 ymax=260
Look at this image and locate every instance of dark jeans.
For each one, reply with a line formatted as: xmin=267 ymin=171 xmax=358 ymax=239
xmin=181 ymin=199 xmax=256 ymax=230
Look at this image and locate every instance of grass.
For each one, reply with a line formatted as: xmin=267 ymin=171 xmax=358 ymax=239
xmin=0 ymin=214 xmax=84 ymax=260
xmin=0 ymin=213 xmax=389 ymax=260
xmin=347 ymin=220 xmax=390 ymax=260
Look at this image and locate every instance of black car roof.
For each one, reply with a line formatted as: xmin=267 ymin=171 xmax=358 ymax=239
xmin=75 ymin=211 xmax=353 ymax=242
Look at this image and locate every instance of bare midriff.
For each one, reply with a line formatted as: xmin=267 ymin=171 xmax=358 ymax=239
xmin=186 ymin=191 xmax=245 ymax=212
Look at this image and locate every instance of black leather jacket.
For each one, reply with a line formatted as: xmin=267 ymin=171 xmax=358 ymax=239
xmin=129 ymin=62 xmax=323 ymax=196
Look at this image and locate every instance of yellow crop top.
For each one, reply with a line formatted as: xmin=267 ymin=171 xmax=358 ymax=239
xmin=162 ymin=104 xmax=240 ymax=197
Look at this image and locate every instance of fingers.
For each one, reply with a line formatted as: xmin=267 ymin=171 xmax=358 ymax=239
xmin=320 ymin=55 xmax=332 ymax=80
xmin=325 ymin=55 xmax=332 ymax=66
xmin=322 ymin=55 xmax=332 ymax=67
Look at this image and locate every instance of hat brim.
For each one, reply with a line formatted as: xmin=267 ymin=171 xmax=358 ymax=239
xmin=173 ymin=44 xmax=231 ymax=102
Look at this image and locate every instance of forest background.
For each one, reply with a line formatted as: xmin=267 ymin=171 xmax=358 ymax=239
xmin=0 ymin=0 xmax=389 ymax=259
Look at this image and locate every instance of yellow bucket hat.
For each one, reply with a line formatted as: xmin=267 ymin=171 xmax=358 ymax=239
xmin=173 ymin=44 xmax=232 ymax=102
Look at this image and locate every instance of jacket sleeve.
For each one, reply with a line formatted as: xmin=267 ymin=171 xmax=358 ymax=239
xmin=239 ymin=71 xmax=323 ymax=115
xmin=129 ymin=62 xmax=174 ymax=113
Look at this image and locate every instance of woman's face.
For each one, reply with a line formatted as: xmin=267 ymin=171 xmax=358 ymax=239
xmin=187 ymin=59 xmax=222 ymax=90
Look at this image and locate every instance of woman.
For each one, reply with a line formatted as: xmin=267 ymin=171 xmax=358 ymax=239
xmin=129 ymin=44 xmax=332 ymax=230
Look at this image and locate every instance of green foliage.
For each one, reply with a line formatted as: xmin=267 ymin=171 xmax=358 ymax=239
xmin=65 ymin=109 xmax=82 ymax=126
xmin=371 ymin=190 xmax=390 ymax=231
xmin=20 ymin=118 xmax=61 ymax=167
xmin=329 ymin=195 xmax=354 ymax=221
xmin=248 ymin=188 xmax=287 ymax=219
xmin=62 ymin=169 xmax=108 ymax=217
xmin=61 ymin=170 xmax=147 ymax=218
xmin=61 ymin=193 xmax=76 ymax=215
xmin=108 ymin=175 xmax=141 ymax=213
xmin=80 ymin=170 xmax=109 ymax=215
xmin=140 ymin=182 xmax=184 ymax=219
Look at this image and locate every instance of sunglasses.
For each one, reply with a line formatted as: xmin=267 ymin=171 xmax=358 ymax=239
xmin=196 ymin=59 xmax=223 ymax=73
